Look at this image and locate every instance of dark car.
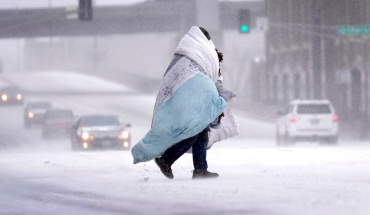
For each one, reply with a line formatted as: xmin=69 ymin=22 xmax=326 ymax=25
xmin=24 ymin=101 xmax=52 ymax=128
xmin=0 ymin=86 xmax=24 ymax=105
xmin=71 ymin=115 xmax=131 ymax=151
xmin=42 ymin=108 xmax=74 ymax=139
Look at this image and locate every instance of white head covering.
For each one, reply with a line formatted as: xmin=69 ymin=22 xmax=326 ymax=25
xmin=174 ymin=26 xmax=220 ymax=83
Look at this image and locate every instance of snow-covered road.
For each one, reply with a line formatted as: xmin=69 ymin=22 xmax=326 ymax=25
xmin=1 ymin=138 xmax=369 ymax=215
xmin=0 ymin=71 xmax=369 ymax=215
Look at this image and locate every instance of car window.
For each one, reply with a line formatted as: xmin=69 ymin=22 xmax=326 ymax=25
xmin=80 ymin=116 xmax=120 ymax=127
xmin=296 ymin=104 xmax=332 ymax=114
xmin=1 ymin=87 xmax=21 ymax=93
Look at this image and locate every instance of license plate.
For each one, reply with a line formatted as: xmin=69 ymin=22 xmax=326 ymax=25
xmin=310 ymin=119 xmax=319 ymax=124
xmin=102 ymin=140 xmax=112 ymax=146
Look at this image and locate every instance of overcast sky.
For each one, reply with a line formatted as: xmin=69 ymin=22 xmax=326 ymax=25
xmin=0 ymin=0 xmax=262 ymax=9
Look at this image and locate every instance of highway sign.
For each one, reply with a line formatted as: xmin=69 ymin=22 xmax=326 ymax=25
xmin=337 ymin=26 xmax=370 ymax=35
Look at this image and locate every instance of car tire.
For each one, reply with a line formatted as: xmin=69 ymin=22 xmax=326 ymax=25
xmin=285 ymin=134 xmax=295 ymax=145
xmin=330 ymin=136 xmax=338 ymax=145
xmin=71 ymin=136 xmax=80 ymax=151
xmin=327 ymin=136 xmax=338 ymax=145
xmin=277 ymin=128 xmax=293 ymax=146
xmin=281 ymin=129 xmax=295 ymax=146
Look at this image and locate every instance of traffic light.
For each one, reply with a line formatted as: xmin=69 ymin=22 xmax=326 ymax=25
xmin=79 ymin=0 xmax=93 ymax=21
xmin=238 ymin=9 xmax=250 ymax=33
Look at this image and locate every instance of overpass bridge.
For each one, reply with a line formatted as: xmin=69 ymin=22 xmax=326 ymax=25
xmin=0 ymin=0 xmax=264 ymax=38
xmin=0 ymin=0 xmax=266 ymax=108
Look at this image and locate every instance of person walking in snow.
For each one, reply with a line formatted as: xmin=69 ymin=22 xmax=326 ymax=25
xmin=154 ymin=41 xmax=236 ymax=180
xmin=131 ymin=26 xmax=238 ymax=179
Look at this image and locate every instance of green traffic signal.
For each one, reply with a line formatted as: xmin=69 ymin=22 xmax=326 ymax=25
xmin=238 ymin=9 xmax=250 ymax=34
xmin=240 ymin=25 xmax=249 ymax=33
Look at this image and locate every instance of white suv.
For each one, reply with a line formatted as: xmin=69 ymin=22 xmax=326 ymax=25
xmin=276 ymin=100 xmax=338 ymax=145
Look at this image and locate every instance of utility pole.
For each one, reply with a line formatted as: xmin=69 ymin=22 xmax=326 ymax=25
xmin=364 ymin=43 xmax=369 ymax=138
xmin=49 ymin=0 xmax=53 ymax=70
xmin=312 ymin=2 xmax=322 ymax=99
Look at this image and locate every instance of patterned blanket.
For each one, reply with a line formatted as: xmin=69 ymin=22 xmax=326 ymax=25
xmin=131 ymin=26 xmax=238 ymax=164
xmin=131 ymin=57 xmax=226 ymax=164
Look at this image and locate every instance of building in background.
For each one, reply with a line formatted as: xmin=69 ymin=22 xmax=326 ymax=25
xmin=265 ymin=0 xmax=370 ymax=133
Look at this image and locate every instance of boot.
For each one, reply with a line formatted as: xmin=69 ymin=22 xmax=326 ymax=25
xmin=192 ymin=169 xmax=219 ymax=179
xmin=155 ymin=157 xmax=174 ymax=179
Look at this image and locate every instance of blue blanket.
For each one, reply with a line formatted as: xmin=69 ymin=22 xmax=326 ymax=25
xmin=131 ymin=72 xmax=226 ymax=164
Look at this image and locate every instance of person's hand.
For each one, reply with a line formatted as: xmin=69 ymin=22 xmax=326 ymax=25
xmin=216 ymin=48 xmax=223 ymax=63
xmin=217 ymin=112 xmax=225 ymax=124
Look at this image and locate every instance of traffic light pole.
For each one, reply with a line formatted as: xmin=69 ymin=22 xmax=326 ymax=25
xmin=79 ymin=0 xmax=93 ymax=21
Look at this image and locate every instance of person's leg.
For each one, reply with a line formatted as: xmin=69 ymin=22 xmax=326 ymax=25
xmin=192 ymin=128 xmax=219 ymax=179
xmin=192 ymin=129 xmax=208 ymax=170
xmin=161 ymin=133 xmax=199 ymax=165
xmin=155 ymin=133 xmax=200 ymax=179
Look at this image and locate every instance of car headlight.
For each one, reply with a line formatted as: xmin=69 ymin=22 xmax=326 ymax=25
xmin=16 ymin=94 xmax=22 ymax=100
xmin=81 ymin=132 xmax=90 ymax=140
xmin=119 ymin=131 xmax=129 ymax=139
xmin=1 ymin=94 xmax=7 ymax=101
xmin=83 ymin=142 xmax=89 ymax=149
xmin=123 ymin=141 xmax=129 ymax=148
xmin=28 ymin=112 xmax=34 ymax=118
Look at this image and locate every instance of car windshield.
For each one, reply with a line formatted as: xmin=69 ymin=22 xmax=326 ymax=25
xmin=1 ymin=87 xmax=20 ymax=93
xmin=296 ymin=104 xmax=332 ymax=114
xmin=47 ymin=110 xmax=74 ymax=119
xmin=80 ymin=116 xmax=121 ymax=127
xmin=28 ymin=102 xmax=51 ymax=109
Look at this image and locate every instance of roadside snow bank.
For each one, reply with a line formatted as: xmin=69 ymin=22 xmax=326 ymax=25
xmin=0 ymin=71 xmax=133 ymax=93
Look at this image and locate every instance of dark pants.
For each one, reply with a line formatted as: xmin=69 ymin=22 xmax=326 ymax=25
xmin=161 ymin=128 xmax=209 ymax=170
